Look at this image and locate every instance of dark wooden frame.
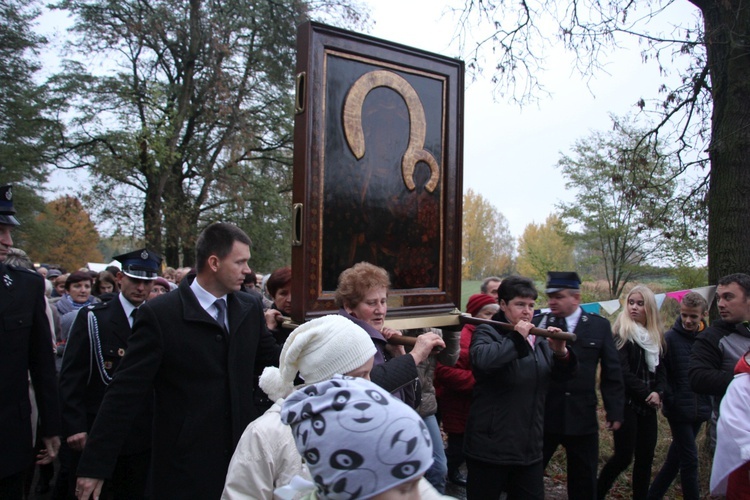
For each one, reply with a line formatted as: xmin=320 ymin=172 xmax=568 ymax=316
xmin=291 ymin=21 xmax=464 ymax=322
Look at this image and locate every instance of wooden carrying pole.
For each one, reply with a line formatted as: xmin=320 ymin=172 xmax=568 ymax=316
xmin=459 ymin=315 xmax=577 ymax=342
xmin=386 ymin=314 xmax=577 ymax=346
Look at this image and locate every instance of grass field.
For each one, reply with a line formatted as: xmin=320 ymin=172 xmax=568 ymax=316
xmin=460 ymin=280 xmax=484 ymax=310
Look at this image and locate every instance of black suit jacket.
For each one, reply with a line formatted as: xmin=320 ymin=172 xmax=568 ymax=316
xmin=0 ymin=263 xmax=60 ymax=478
xmin=76 ymin=277 xmax=281 ymax=498
xmin=535 ymin=309 xmax=624 ymax=435
xmin=58 ymin=295 xmax=152 ymax=455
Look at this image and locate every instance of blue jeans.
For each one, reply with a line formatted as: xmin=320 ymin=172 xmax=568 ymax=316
xmin=646 ymin=420 xmax=703 ymax=500
xmin=423 ymin=414 xmax=448 ymax=493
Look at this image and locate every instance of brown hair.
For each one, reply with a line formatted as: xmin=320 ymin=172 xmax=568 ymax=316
xmin=65 ymin=270 xmax=93 ymax=291
xmin=334 ymin=262 xmax=390 ymax=309
xmin=93 ymin=271 xmax=117 ymax=295
xmin=195 ymin=222 xmax=252 ymax=273
xmin=681 ymin=291 xmax=708 ymax=312
xmin=266 ymin=267 xmax=292 ymax=297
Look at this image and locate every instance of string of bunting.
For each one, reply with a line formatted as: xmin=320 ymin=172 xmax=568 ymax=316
xmin=579 ymin=285 xmax=717 ymax=316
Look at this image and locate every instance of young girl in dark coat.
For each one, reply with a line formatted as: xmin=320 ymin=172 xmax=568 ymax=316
xmin=597 ymin=285 xmax=666 ymax=499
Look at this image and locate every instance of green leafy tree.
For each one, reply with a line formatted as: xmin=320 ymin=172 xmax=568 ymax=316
xmin=672 ymin=265 xmax=708 ymax=289
xmin=213 ymin=158 xmax=293 ymax=273
xmin=462 ymin=188 xmax=515 ymax=280
xmin=516 ymin=214 xmax=574 ymax=282
xmin=557 ymin=121 xmax=692 ymax=299
xmin=455 ymin=0 xmax=747 ymax=287
xmin=0 ymin=0 xmax=61 ymax=241
xmin=52 ymin=0 xmax=367 ymax=267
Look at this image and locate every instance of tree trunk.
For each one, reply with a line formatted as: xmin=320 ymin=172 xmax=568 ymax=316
xmin=162 ymin=181 xmax=187 ymax=267
xmin=162 ymin=180 xmax=202 ymax=269
xmin=181 ymin=231 xmax=197 ymax=269
xmin=143 ymin=186 xmax=162 ymax=253
xmin=141 ymin=149 xmax=163 ymax=254
xmin=702 ymin=1 xmax=750 ymax=285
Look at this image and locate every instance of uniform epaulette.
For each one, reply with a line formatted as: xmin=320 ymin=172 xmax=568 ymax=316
xmin=8 ymin=265 xmax=43 ymax=278
xmin=87 ymin=301 xmax=109 ymax=311
xmin=580 ymin=311 xmax=608 ymax=324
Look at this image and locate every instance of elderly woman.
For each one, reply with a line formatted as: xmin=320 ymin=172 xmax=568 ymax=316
xmin=264 ymin=267 xmax=292 ymax=343
xmin=56 ymin=271 xmax=99 ymax=356
xmin=465 ymin=276 xmax=576 ymax=499
xmin=334 ymin=262 xmax=444 ymax=406
xmin=148 ymin=277 xmax=171 ymax=300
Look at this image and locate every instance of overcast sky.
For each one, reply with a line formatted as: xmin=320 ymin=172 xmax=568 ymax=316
xmin=42 ymin=0 xmax=701 ymax=240
xmin=365 ymin=0 xmax=700 ymax=238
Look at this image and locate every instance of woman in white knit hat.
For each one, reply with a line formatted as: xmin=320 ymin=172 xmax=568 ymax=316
xmin=221 ymin=315 xmax=377 ymax=499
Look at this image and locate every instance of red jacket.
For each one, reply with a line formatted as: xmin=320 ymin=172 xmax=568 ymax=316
xmin=435 ymin=324 xmax=476 ymax=433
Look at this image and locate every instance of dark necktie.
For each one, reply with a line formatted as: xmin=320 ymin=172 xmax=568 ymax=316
xmin=559 ymin=316 xmax=568 ymax=333
xmin=214 ymin=299 xmax=228 ymax=334
xmin=130 ymin=308 xmax=138 ymax=327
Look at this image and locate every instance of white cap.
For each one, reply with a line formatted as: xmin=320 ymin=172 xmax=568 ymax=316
xmin=259 ymin=315 xmax=376 ymax=402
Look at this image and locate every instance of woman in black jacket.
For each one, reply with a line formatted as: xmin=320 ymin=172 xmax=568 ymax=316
xmin=597 ymin=285 xmax=666 ymax=499
xmin=465 ymin=276 xmax=576 ymax=499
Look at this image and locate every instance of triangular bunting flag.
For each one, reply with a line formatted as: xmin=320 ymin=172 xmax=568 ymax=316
xmin=581 ymin=303 xmax=600 ymax=314
xmin=600 ymin=299 xmax=621 ymax=315
xmin=665 ymin=290 xmax=690 ymax=303
xmin=655 ymin=293 xmax=666 ymax=309
xmin=691 ymin=286 xmax=717 ymax=306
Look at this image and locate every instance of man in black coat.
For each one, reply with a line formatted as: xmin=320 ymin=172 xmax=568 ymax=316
xmin=75 ymin=223 xmax=281 ymax=499
xmin=689 ymin=273 xmax=750 ymax=452
xmin=534 ymin=272 xmax=624 ymax=500
xmin=690 ymin=273 xmax=750 ymax=398
xmin=0 ymin=185 xmax=61 ymax=498
xmin=58 ymin=248 xmax=163 ymax=498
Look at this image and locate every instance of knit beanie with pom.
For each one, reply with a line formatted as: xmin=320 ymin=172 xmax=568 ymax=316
xmin=466 ymin=293 xmax=498 ymax=317
xmin=259 ymin=314 xmax=376 ymax=402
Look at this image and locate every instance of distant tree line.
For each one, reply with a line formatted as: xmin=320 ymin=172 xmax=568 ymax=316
xmin=1 ymin=0 xmax=367 ymax=271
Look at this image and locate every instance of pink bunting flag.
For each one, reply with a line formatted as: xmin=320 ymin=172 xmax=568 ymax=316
xmin=665 ymin=290 xmax=690 ymax=303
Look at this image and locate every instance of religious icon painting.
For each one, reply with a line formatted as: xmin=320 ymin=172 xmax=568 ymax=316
xmin=291 ymin=22 xmax=464 ymax=322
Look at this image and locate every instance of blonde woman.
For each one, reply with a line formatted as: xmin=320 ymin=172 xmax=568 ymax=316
xmin=597 ymin=285 xmax=666 ymax=499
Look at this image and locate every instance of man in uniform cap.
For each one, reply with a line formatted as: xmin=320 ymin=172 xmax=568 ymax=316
xmin=533 ymin=271 xmax=624 ymax=500
xmin=58 ymin=248 xmax=162 ymax=498
xmin=0 ymin=185 xmax=61 ymax=498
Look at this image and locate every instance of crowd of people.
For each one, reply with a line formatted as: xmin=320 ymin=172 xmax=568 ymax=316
xmin=2 ymin=182 xmax=750 ymax=500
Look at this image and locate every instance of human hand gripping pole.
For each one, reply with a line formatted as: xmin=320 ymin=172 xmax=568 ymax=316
xmin=458 ymin=314 xmax=577 ymax=342
xmin=386 ymin=314 xmax=577 ymax=345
